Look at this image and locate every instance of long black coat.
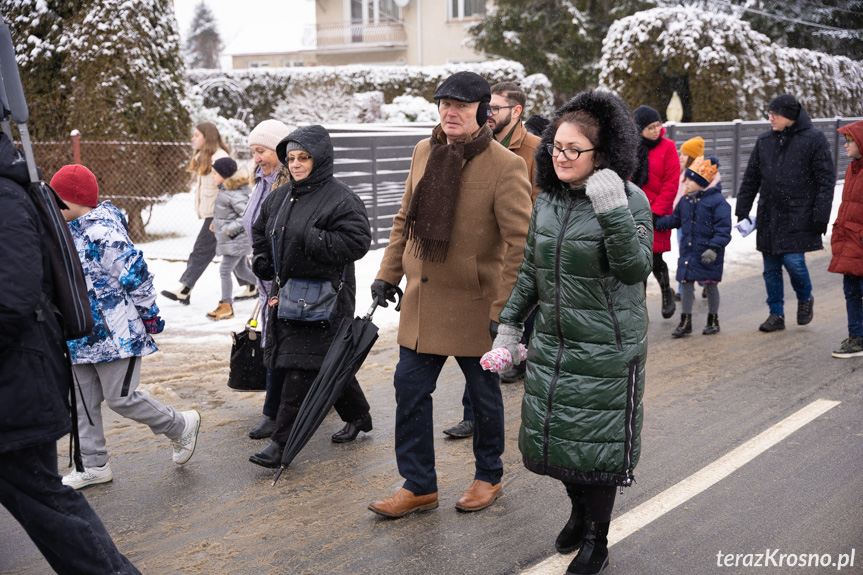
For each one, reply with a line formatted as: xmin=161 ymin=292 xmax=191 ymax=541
xmin=0 ymin=134 xmax=72 ymax=453
xmin=252 ymin=125 xmax=371 ymax=371
xmin=735 ymin=107 xmax=835 ymax=254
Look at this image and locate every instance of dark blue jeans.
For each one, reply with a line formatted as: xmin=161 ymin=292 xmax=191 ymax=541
xmin=394 ymin=346 xmax=505 ymax=495
xmin=462 ymin=306 xmax=538 ymax=421
xmin=262 ymin=368 xmax=285 ymax=419
xmin=0 ymin=442 xmax=140 ymax=575
xmin=761 ymin=252 xmax=812 ymax=316
xmin=843 ymin=274 xmax=863 ymax=337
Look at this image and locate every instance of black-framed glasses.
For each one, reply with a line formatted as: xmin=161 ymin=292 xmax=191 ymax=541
xmin=489 ymin=105 xmax=516 ymax=115
xmin=547 ymin=144 xmax=596 ymax=161
xmin=844 ymin=133 xmax=855 ymax=143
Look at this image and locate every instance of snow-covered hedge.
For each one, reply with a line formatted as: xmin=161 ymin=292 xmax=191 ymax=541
xmin=187 ymin=60 xmax=555 ymax=126
xmin=599 ymin=6 xmax=863 ymax=121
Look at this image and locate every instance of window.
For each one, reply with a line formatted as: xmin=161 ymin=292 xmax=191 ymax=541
xmin=450 ymin=0 xmax=485 ymax=20
xmin=249 ymin=61 xmax=270 ymax=68
xmin=351 ymin=0 xmax=400 ymax=24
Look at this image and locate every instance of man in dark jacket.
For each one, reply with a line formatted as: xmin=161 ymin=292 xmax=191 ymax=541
xmin=0 ymin=133 xmax=140 ymax=574
xmin=736 ymin=94 xmax=835 ymax=332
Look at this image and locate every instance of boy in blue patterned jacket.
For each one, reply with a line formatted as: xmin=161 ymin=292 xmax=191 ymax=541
xmin=52 ymin=164 xmax=201 ymax=489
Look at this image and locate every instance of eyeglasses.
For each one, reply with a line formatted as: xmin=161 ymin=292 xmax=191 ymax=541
xmin=844 ymin=134 xmax=855 ymax=143
xmin=287 ymin=153 xmax=313 ymax=163
xmin=547 ymin=144 xmax=596 ymax=161
xmin=489 ymin=105 xmax=516 ymax=115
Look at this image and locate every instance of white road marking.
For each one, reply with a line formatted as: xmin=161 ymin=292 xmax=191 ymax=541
xmin=521 ymin=398 xmax=841 ymax=574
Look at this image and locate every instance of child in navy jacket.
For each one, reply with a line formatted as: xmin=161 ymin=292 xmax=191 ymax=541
xmin=656 ymin=156 xmax=731 ymax=337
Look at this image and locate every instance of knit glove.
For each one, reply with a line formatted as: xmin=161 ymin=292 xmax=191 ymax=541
xmin=585 ymin=169 xmax=627 ymax=214
xmin=142 ymin=316 xmax=165 ymax=334
xmin=481 ymin=344 xmax=529 ymax=373
xmin=491 ymin=323 xmax=524 ymax=365
xmin=701 ymin=248 xmax=718 ymax=265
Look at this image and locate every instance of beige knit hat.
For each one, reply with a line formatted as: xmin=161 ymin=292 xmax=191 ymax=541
xmin=248 ymin=119 xmax=293 ymax=151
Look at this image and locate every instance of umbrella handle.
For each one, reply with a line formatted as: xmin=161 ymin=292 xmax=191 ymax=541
xmin=365 ymin=286 xmax=403 ymax=319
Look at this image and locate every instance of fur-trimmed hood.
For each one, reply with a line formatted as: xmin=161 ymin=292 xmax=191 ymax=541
xmin=535 ymin=90 xmax=639 ymax=195
xmin=221 ymin=166 xmax=250 ymax=191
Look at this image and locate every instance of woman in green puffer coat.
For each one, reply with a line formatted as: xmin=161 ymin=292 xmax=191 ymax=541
xmin=493 ymin=90 xmax=653 ymax=575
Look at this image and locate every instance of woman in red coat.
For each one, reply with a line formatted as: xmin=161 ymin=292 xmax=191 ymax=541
xmin=632 ymin=105 xmax=680 ymax=319
xmin=828 ymin=119 xmax=863 ymax=358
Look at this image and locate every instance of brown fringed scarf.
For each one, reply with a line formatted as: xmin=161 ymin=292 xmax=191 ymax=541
xmin=404 ymin=125 xmax=493 ymax=262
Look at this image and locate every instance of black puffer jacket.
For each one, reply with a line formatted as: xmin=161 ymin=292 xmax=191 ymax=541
xmin=251 ymin=125 xmax=371 ymax=370
xmin=736 ymin=107 xmax=836 ymax=254
xmin=0 ymin=133 xmax=72 ymax=453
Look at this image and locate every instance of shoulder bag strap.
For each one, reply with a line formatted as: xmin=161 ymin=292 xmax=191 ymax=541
xmin=270 ymin=190 xmax=296 ymax=289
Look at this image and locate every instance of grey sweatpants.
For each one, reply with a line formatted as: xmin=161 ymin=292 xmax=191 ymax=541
xmin=72 ymin=357 xmax=185 ymax=468
xmin=220 ymin=254 xmax=257 ymax=303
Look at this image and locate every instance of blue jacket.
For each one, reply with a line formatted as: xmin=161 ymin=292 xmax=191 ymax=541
xmin=66 ymin=201 xmax=159 ymax=364
xmin=656 ymin=183 xmax=732 ymax=282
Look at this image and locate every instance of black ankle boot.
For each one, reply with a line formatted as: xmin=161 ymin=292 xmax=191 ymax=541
xmin=555 ymin=494 xmax=587 ymax=553
xmin=671 ymin=314 xmax=692 ymax=338
xmin=703 ymin=313 xmax=720 ymax=335
xmin=331 ymin=412 xmax=373 ymax=443
xmin=566 ymin=520 xmax=610 ymax=574
xmin=661 ymin=286 xmax=676 ymax=319
xmin=249 ymin=440 xmax=285 ymax=468
xmin=249 ymin=415 xmax=276 ymax=439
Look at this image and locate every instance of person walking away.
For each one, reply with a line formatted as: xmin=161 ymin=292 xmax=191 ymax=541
xmin=367 ymin=71 xmax=532 ymax=518
xmin=206 ymin=157 xmax=257 ymax=321
xmin=656 ymin=156 xmax=731 ymax=337
xmin=736 ymin=94 xmax=835 ymax=332
xmin=161 ymin=122 xmax=254 ymax=304
xmin=828 ymin=120 xmax=863 ymax=357
xmin=672 ymin=136 xmax=706 ymax=301
xmin=242 ymin=119 xmax=294 ymax=440
xmin=0 ymin=134 xmax=141 ymax=574
xmin=248 ymin=125 xmax=374 ymax=468
xmin=631 ymin=105 xmax=679 ymax=319
xmin=50 ymin=165 xmax=201 ymax=489
xmin=443 ymin=80 xmax=541 ymax=440
xmin=491 ymin=90 xmax=652 ymax=575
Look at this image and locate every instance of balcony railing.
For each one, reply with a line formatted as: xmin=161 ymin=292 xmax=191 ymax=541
xmin=302 ymin=21 xmax=407 ymax=49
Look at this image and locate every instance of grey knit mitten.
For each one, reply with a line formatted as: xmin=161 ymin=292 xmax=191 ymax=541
xmin=491 ymin=323 xmax=524 ymax=365
xmin=585 ymin=169 xmax=627 ymax=214
xmin=701 ymin=248 xmax=717 ymax=264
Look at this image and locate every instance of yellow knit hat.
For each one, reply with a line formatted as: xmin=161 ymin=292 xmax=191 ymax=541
xmin=680 ymin=136 xmax=705 ymax=159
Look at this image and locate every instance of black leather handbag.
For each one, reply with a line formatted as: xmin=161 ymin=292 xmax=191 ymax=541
xmin=228 ymin=302 xmax=267 ymax=391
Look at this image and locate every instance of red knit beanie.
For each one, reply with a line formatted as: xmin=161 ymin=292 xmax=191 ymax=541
xmin=51 ymin=164 xmax=99 ymax=208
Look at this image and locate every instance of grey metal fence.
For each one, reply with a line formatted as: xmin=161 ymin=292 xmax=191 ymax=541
xmin=665 ymin=118 xmax=861 ymax=198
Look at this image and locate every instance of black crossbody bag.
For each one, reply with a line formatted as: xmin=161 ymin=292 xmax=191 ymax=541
xmin=269 ymin=190 xmax=345 ymax=326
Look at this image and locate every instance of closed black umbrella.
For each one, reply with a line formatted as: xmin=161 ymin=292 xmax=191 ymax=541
xmin=272 ymin=288 xmax=402 ymax=485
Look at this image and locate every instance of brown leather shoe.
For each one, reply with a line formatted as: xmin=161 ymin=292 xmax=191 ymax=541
xmin=455 ymin=479 xmax=502 ymax=512
xmin=368 ymin=488 xmax=439 ymax=518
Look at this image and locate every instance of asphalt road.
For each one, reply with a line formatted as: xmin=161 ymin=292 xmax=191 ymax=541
xmin=2 ymin=251 xmax=862 ymax=575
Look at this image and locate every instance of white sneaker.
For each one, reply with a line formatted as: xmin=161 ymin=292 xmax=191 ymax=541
xmin=235 ymin=284 xmax=258 ymax=300
xmin=172 ymin=410 xmax=201 ymax=465
xmin=62 ymin=464 xmax=113 ymax=489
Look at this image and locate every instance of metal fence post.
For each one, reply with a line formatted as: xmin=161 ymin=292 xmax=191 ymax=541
xmin=370 ymin=138 xmax=379 ymax=247
xmin=732 ymin=119 xmax=742 ymax=197
xmin=70 ymin=129 xmax=80 ymax=164
xmin=834 ymin=117 xmax=842 ymax=177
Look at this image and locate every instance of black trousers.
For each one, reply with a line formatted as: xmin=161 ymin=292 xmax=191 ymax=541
xmin=563 ymin=481 xmax=617 ymax=522
xmin=0 ymin=442 xmax=140 ymax=575
xmin=179 ymin=218 xmax=250 ymax=289
xmin=271 ymin=370 xmax=370 ymax=444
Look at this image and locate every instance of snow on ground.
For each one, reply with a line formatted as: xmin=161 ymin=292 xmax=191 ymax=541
xmin=140 ymin=182 xmax=845 ymax=343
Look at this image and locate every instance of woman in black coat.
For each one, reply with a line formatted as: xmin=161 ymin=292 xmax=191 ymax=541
xmin=249 ymin=125 xmax=373 ymax=467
